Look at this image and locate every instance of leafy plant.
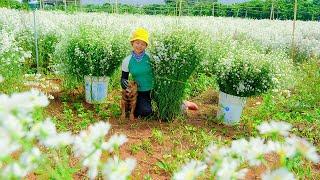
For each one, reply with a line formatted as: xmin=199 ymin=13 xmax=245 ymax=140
xmin=151 ymin=128 xmax=164 ymax=145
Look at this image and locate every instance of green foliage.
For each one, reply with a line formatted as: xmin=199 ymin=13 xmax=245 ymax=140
xmin=140 ymin=139 xmax=153 ymax=155
xmin=0 ymin=29 xmax=30 ymax=93
xmin=15 ymin=30 xmax=59 ymax=74
xmin=129 ymin=144 xmax=141 ymax=155
xmin=185 ymin=72 xmax=217 ymax=99
xmin=36 ymin=148 xmax=78 ymax=180
xmin=242 ymin=59 xmax=320 ymax=151
xmin=0 ymin=0 xmax=28 ymax=9
xmin=150 ymin=28 xmax=209 ymax=121
xmin=151 ymin=128 xmax=164 ymax=144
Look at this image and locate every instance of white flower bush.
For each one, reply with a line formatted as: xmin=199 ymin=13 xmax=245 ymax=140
xmin=214 ymin=38 xmax=294 ymax=97
xmin=0 ymin=29 xmax=30 ymax=64
xmin=0 ymin=84 xmax=135 ymax=179
xmin=55 ymin=26 xmax=129 ymax=84
xmin=173 ymin=120 xmax=320 ymax=179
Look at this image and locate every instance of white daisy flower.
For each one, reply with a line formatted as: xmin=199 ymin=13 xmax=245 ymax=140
xmin=103 ymin=156 xmax=136 ymax=180
xmin=102 ymin=134 xmax=128 ymax=152
xmin=173 ymin=160 xmax=207 ymax=180
xmin=262 ymin=168 xmax=295 ymax=180
xmin=286 ymin=136 xmax=320 ymax=163
xmin=257 ymin=121 xmax=292 ymax=137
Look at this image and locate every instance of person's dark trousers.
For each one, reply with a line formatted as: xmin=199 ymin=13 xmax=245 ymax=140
xmin=135 ymin=90 xmax=153 ymax=117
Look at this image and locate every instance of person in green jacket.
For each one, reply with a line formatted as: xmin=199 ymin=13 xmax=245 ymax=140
xmin=121 ymin=28 xmax=198 ymax=118
xmin=121 ymin=27 xmax=154 ymax=117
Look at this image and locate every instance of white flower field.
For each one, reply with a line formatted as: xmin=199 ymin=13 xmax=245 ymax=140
xmin=0 ymin=7 xmax=320 ymax=180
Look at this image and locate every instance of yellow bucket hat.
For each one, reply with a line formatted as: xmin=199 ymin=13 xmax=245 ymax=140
xmin=130 ymin=27 xmax=149 ymax=45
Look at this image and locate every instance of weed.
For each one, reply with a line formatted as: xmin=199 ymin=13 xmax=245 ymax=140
xmin=151 ymin=129 xmax=164 ymax=145
xmin=129 ymin=144 xmax=141 ymax=155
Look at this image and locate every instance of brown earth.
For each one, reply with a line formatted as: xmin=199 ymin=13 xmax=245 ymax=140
xmin=25 ymin=79 xmax=320 ymax=179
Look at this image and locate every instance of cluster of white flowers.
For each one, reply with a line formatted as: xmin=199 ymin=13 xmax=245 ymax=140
xmin=173 ymin=120 xmax=319 ymax=179
xmin=103 ymin=156 xmax=136 ymax=180
xmin=0 ymin=90 xmax=135 ymax=179
xmin=0 ymin=89 xmax=49 ymax=178
xmin=173 ymin=160 xmax=207 ymax=180
xmin=262 ymin=168 xmax=295 ymax=180
xmin=258 ymin=120 xmax=292 ymax=137
xmin=0 ymin=28 xmax=31 ymax=66
xmin=73 ymin=121 xmax=128 ymax=179
xmin=285 ymin=135 xmax=320 ymax=163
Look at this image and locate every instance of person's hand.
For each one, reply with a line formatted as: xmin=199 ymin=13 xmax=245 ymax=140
xmin=184 ymin=101 xmax=199 ymax=110
xmin=121 ymin=79 xmax=129 ymax=89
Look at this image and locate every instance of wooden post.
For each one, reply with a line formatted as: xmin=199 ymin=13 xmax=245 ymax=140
xmin=272 ymin=8 xmax=275 ymax=19
xmin=64 ymin=0 xmax=67 ymax=12
xmin=111 ymin=0 xmax=114 ymax=13
xmin=175 ymin=0 xmax=178 ymax=16
xmin=39 ymin=0 xmax=42 ymax=10
xmin=212 ymin=2 xmax=215 ymax=17
xmin=270 ymin=1 xmax=274 ymax=20
xmin=115 ymin=0 xmax=118 ymax=14
xmin=291 ymin=0 xmax=298 ymax=60
xmin=179 ymin=0 xmax=182 ymax=16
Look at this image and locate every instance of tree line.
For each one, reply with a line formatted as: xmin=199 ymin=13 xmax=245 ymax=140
xmin=1 ymin=0 xmax=320 ymax=21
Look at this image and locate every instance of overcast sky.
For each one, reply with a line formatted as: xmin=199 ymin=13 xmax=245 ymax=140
xmin=118 ymin=0 xmax=165 ymax=5
xmin=19 ymin=0 xmax=252 ymax=6
xmin=219 ymin=0 xmax=251 ymax=4
xmin=19 ymin=0 xmax=251 ymax=5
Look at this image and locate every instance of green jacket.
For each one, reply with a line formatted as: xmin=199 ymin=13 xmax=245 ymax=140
xmin=121 ymin=53 xmax=154 ymax=91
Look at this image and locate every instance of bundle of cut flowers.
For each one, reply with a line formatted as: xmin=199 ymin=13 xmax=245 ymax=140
xmin=150 ymin=28 xmax=209 ymax=120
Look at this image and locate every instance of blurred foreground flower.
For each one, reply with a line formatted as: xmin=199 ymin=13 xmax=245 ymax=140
xmin=262 ymin=168 xmax=295 ymax=180
xmin=103 ymin=156 xmax=136 ymax=180
xmin=173 ymin=160 xmax=207 ymax=180
xmin=258 ymin=120 xmax=292 ymax=137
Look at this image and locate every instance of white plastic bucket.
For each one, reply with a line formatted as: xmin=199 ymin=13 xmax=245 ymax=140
xmin=84 ymin=76 xmax=109 ymax=104
xmin=217 ymin=91 xmax=247 ymax=125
